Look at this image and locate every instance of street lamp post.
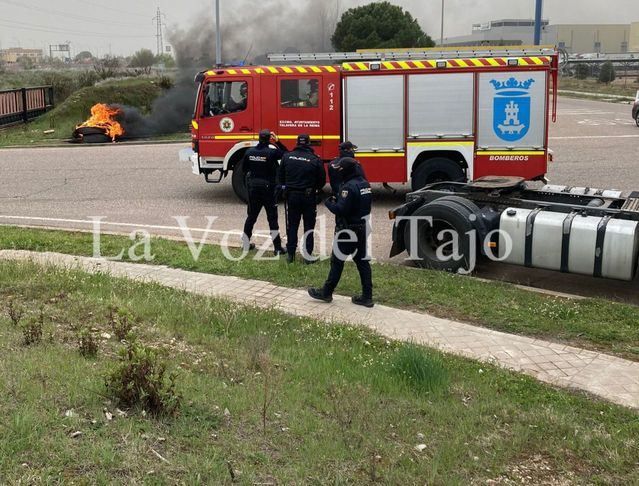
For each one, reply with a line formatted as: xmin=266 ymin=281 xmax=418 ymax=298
xmin=534 ymin=0 xmax=543 ymax=45
xmin=440 ymin=0 xmax=444 ymax=46
xmin=215 ymin=0 xmax=222 ymax=66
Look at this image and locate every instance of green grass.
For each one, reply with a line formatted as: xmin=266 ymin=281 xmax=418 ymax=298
xmin=1 ymin=226 xmax=639 ymax=362
xmin=390 ymin=344 xmax=449 ymax=394
xmin=0 ymin=260 xmax=637 ymax=483
xmin=559 ymin=76 xmax=638 ymax=98
xmin=0 ymin=78 xmax=165 ymax=147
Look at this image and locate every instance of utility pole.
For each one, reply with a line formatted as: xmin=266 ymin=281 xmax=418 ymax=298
xmin=534 ymin=0 xmax=543 ymax=45
xmin=153 ymin=7 xmax=165 ymax=56
xmin=440 ymin=0 xmax=445 ymax=46
xmin=215 ymin=0 xmax=222 ymax=66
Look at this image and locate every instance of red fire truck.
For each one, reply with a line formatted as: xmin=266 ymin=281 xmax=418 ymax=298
xmin=180 ymin=46 xmax=559 ymax=201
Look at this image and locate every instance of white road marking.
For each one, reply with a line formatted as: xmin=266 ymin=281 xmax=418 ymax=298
xmin=550 ymin=134 xmax=639 ymax=140
xmin=577 ymin=118 xmax=636 ymax=126
xmin=557 ymin=110 xmax=614 ymax=116
xmin=0 ymin=215 xmax=271 ymax=238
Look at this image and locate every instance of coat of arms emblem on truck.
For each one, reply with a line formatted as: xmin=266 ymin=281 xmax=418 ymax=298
xmin=490 ymin=77 xmax=535 ymax=142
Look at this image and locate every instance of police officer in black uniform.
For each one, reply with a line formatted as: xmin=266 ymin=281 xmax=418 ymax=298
xmin=328 ymin=141 xmax=366 ymax=195
xmin=278 ymin=134 xmax=326 ymax=263
xmin=308 ymin=157 xmax=374 ymax=307
xmin=241 ymin=129 xmax=287 ymax=254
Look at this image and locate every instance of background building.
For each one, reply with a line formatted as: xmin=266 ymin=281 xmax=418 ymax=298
xmin=0 ymin=47 xmax=44 ymax=64
xmin=547 ymin=24 xmax=630 ymax=53
xmin=440 ymin=19 xmax=639 ymax=54
xmin=440 ymin=19 xmax=550 ymax=47
xmin=630 ymin=22 xmax=639 ymax=51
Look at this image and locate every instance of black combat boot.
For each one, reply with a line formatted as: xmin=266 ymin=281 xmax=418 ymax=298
xmin=308 ymin=288 xmax=333 ymax=303
xmin=351 ymin=295 xmax=374 ymax=308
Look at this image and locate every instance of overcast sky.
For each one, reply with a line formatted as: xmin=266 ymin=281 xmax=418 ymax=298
xmin=0 ymin=0 xmax=636 ymax=57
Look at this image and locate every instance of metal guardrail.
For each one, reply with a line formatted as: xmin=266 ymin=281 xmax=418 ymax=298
xmin=566 ymin=58 xmax=639 ymax=65
xmin=0 ymin=86 xmax=54 ymax=127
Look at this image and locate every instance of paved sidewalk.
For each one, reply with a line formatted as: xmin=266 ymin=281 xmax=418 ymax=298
xmin=2 ymin=249 xmax=638 ymax=410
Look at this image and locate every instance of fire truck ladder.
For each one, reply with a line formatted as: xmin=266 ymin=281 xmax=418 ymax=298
xmin=267 ymin=46 xmax=557 ymax=63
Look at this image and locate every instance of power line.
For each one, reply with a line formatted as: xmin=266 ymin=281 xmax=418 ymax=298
xmin=0 ymin=0 xmax=143 ymax=28
xmin=0 ymin=18 xmax=154 ymax=38
xmin=77 ymin=0 xmax=149 ymax=19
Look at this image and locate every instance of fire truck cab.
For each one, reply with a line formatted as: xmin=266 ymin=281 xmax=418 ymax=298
xmin=180 ymin=47 xmax=558 ymax=201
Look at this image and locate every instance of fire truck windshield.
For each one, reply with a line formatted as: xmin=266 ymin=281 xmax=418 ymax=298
xmin=203 ymin=81 xmax=248 ymax=116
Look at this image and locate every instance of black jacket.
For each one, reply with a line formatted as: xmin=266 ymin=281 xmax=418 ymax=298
xmin=279 ymin=145 xmax=325 ymax=191
xmin=328 ymin=150 xmax=366 ymax=195
xmin=242 ymin=142 xmax=284 ymax=185
xmin=325 ymin=174 xmax=372 ymax=227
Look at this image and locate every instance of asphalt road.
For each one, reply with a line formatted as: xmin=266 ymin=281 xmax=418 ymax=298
xmin=1 ymin=96 xmax=639 ymax=302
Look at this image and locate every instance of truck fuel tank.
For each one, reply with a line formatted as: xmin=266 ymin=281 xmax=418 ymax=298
xmin=498 ymin=208 xmax=639 ymax=281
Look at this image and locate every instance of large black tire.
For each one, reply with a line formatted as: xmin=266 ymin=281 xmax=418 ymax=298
xmin=411 ymin=157 xmax=465 ymax=192
xmin=635 ymin=113 xmax=639 ymax=127
xmin=77 ymin=127 xmax=108 ymax=136
xmin=231 ymin=159 xmax=248 ymax=203
xmin=403 ymin=197 xmax=479 ymax=273
xmin=81 ymin=133 xmax=111 ymax=144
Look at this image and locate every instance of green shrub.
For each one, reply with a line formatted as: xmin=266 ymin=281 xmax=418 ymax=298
xmin=108 ymin=306 xmax=134 ymax=341
xmin=78 ymin=329 xmax=99 ymax=358
xmin=105 ymin=342 xmax=181 ymax=416
xmin=94 ymin=56 xmax=121 ymax=80
xmin=77 ymin=70 xmax=99 ymax=88
xmin=5 ymin=299 xmax=24 ymax=327
xmin=40 ymin=72 xmax=77 ymax=103
xmin=157 ymin=75 xmax=174 ymax=90
xmin=575 ymin=64 xmax=590 ymax=80
xmin=390 ymin=344 xmax=449 ymax=394
xmin=599 ymin=61 xmax=616 ymax=84
xmin=22 ymin=308 xmax=44 ymax=346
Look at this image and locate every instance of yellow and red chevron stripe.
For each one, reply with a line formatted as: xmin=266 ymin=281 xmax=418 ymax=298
xmin=204 ymin=56 xmax=550 ymax=77
xmin=205 ymin=65 xmax=337 ymax=76
xmin=342 ymin=56 xmax=551 ymax=71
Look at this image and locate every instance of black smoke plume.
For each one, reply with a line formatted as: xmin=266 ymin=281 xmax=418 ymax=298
xmin=110 ymin=2 xmax=341 ymax=137
xmin=167 ymin=1 xmax=339 ymax=68
xmin=113 ymin=76 xmax=196 ymax=137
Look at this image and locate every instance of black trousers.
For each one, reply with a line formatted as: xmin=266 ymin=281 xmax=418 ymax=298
xmin=243 ymin=183 xmax=282 ymax=250
xmin=323 ymin=226 xmax=372 ymax=299
xmin=285 ymin=191 xmax=317 ymax=257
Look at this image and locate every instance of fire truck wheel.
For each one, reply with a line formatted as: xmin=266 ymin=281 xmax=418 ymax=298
xmin=404 ymin=198 xmax=477 ymax=273
xmin=411 ymin=157 xmax=465 ymax=192
xmin=231 ymin=160 xmax=249 ymax=203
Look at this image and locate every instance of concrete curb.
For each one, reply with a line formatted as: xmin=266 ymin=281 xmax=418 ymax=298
xmin=0 ymin=139 xmax=190 ymax=150
xmin=559 ymin=89 xmax=635 ymax=102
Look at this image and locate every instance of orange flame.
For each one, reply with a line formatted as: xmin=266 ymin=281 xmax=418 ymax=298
xmin=77 ymin=103 xmax=124 ymax=141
